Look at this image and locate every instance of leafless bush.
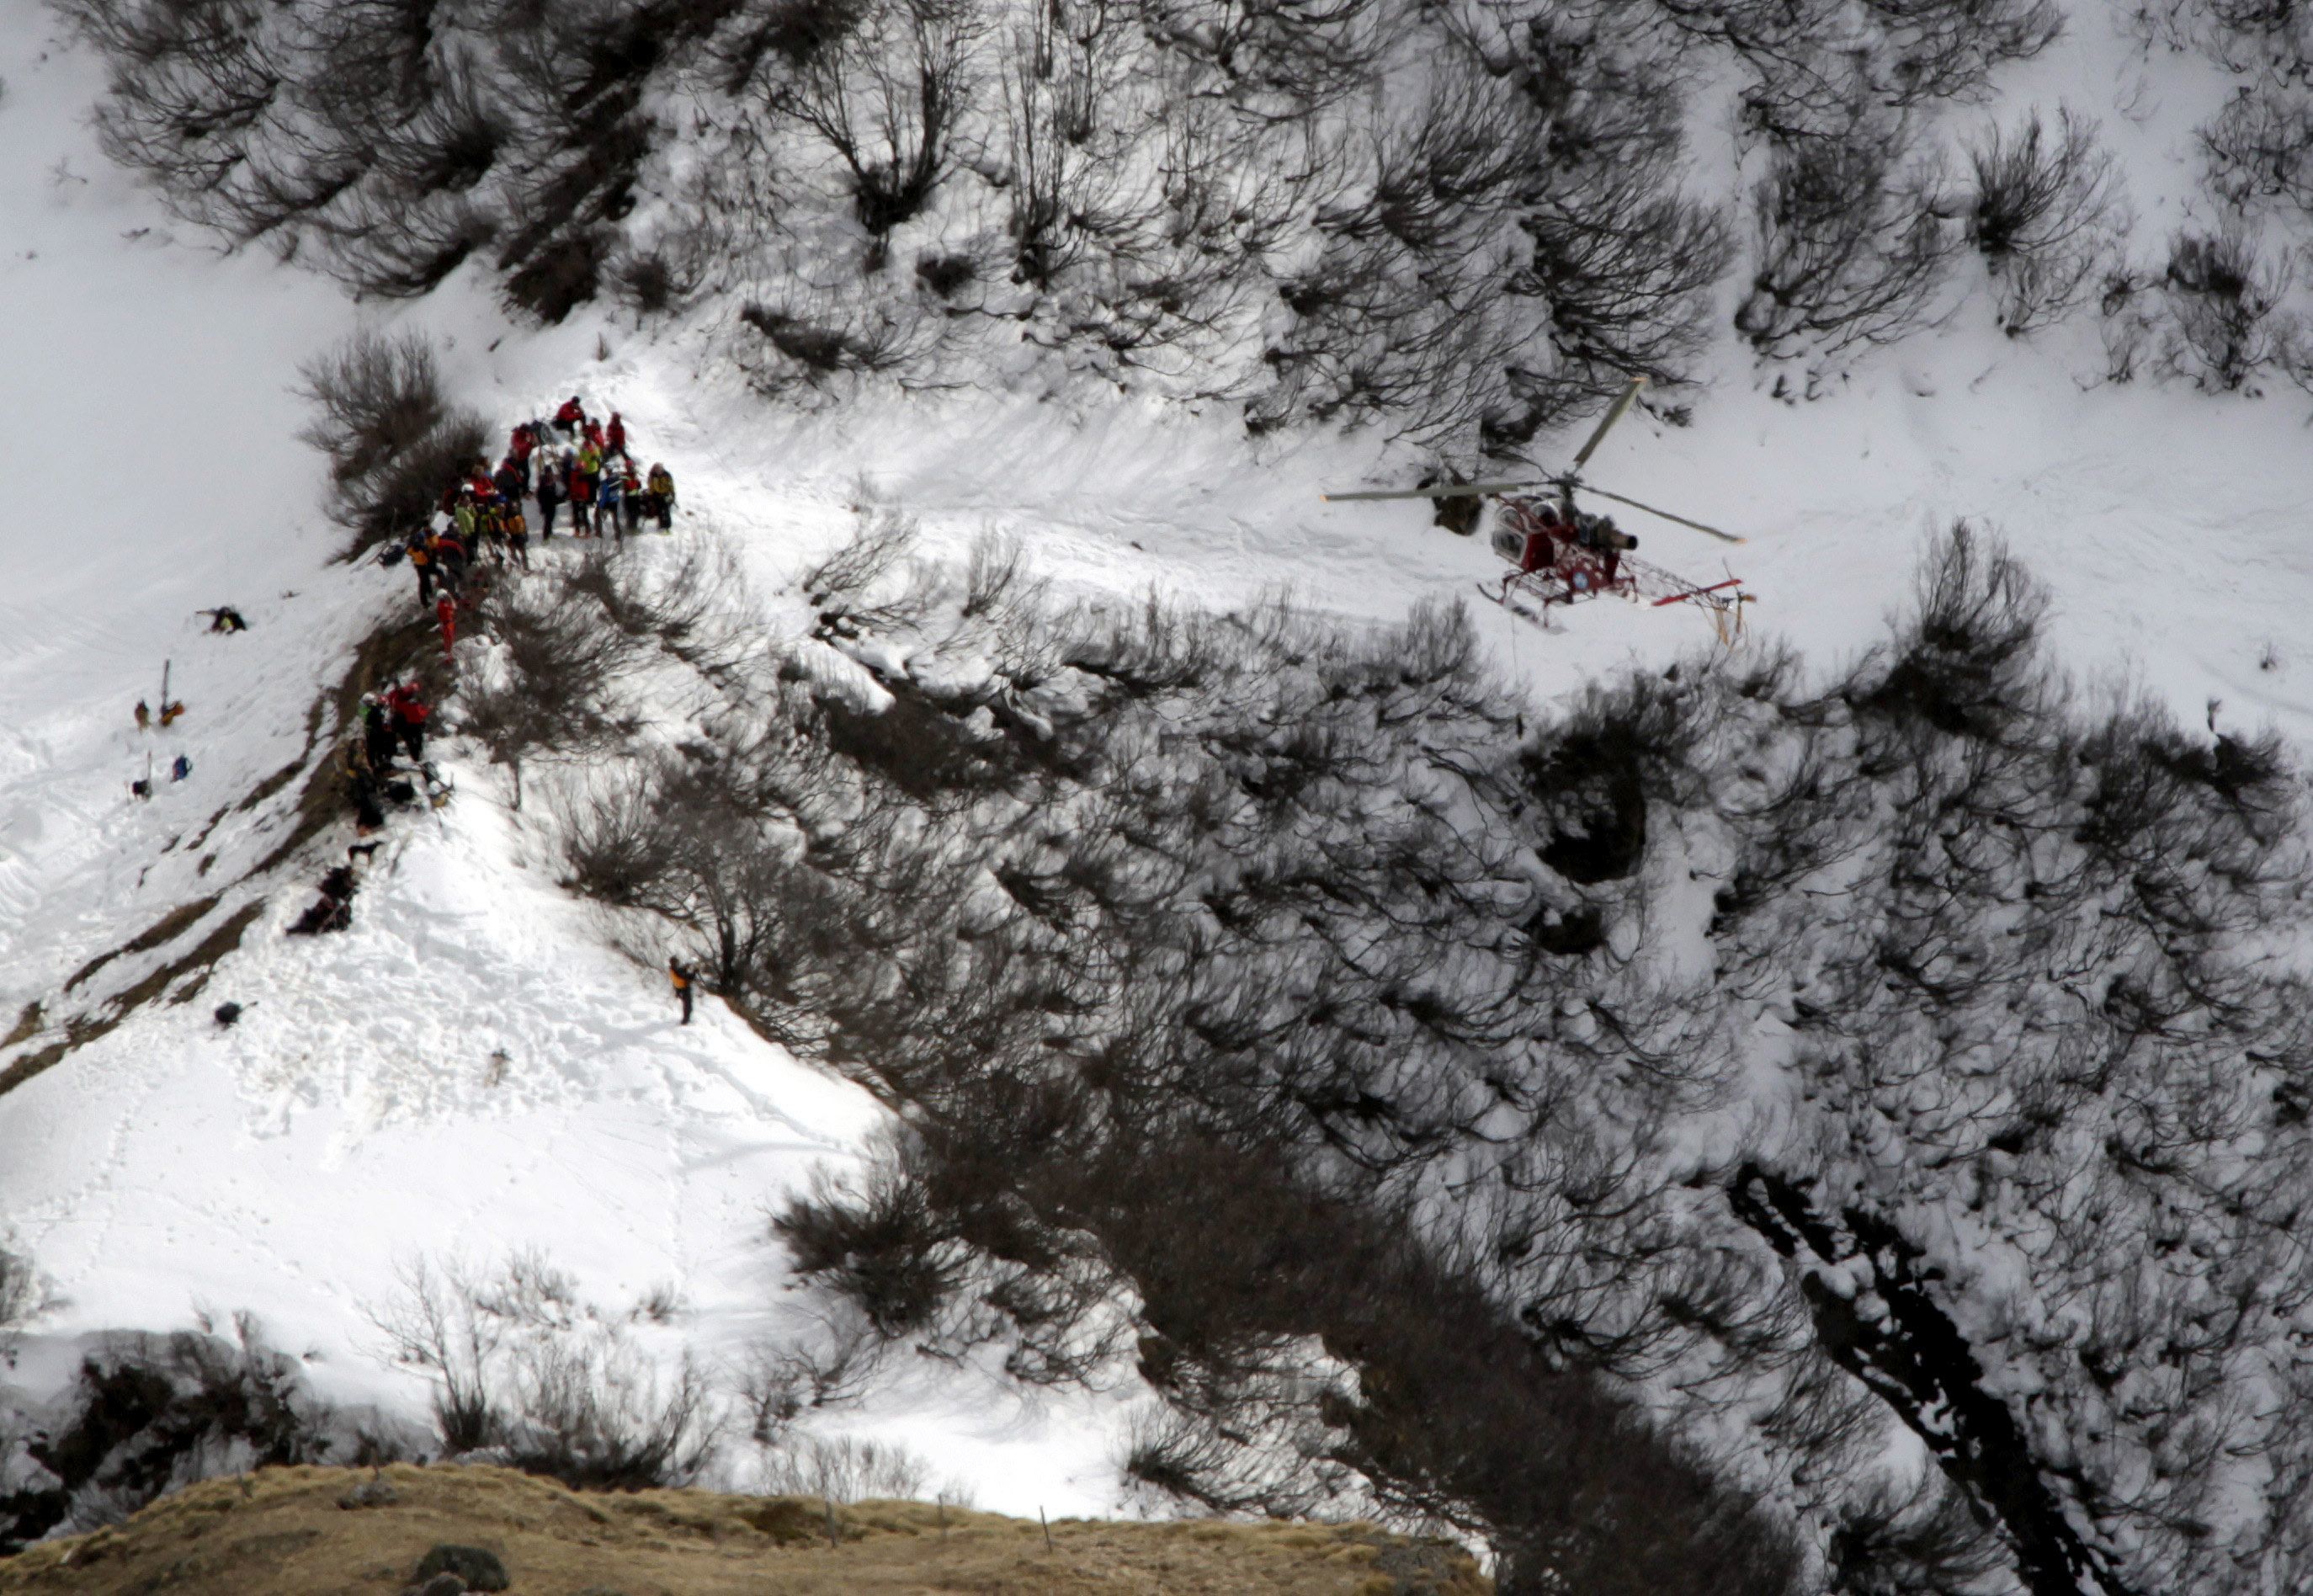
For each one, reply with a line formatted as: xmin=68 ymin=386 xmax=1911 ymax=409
xmin=1847 ymin=522 xmax=2049 ymax=739
xmin=767 ymin=0 xmax=977 ymax=248
xmin=735 ymin=1307 xmax=887 ymax=1440
xmin=368 ymin=1252 xmax=721 ymax=1490
xmin=297 ymin=330 xmax=449 ymax=484
xmin=462 ymin=564 xmax=651 ymax=805
xmin=802 ymin=511 xmax=918 ymax=608
xmin=296 ymin=329 xmax=491 ymax=552
xmin=1737 ymin=112 xmax=1962 ymax=357
xmin=502 ymin=1346 xmax=720 ymax=1492
xmin=2201 ymin=83 xmax=2313 ymax=223
xmin=1868 ymin=0 xmax=2063 ymax=106
xmin=2155 ymin=223 xmax=2305 ymax=390
xmin=774 ymin=1134 xmax=971 ymax=1338
xmin=754 ymin=1431 xmax=933 ymax=1499
xmin=1964 ymin=107 xmax=2127 ymax=335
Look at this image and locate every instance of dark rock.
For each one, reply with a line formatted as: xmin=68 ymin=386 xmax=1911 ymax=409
xmin=213 ymin=1002 xmax=243 ymax=1029
xmin=415 ymin=1544 xmax=508 ymax=1592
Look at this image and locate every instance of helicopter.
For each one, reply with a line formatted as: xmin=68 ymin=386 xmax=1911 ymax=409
xmin=1324 ymin=377 xmax=1754 ymax=641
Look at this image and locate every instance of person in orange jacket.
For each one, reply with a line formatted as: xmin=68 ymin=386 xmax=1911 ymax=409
xmin=668 ymin=957 xmax=696 ymax=1024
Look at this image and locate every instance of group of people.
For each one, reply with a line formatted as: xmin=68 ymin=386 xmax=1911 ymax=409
xmin=343 ymin=679 xmax=441 ymax=835
xmin=402 ymin=397 xmax=675 ymax=601
xmin=396 ymin=396 xmax=680 ymax=653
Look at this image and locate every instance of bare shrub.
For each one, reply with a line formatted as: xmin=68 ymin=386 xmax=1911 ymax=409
xmin=1847 ymin=522 xmax=2047 ymax=739
xmin=774 ymin=1134 xmax=970 ymax=1338
xmin=1867 ymin=0 xmax=2063 ymax=106
xmin=801 ymin=511 xmax=918 ymax=609
xmin=766 ymin=0 xmax=977 ymax=247
xmin=296 ymin=329 xmax=488 ymax=553
xmin=1964 ymin=107 xmax=2126 ymax=335
xmin=462 ymin=562 xmax=651 ymax=806
xmin=368 ymin=1252 xmax=721 ymax=1490
xmin=296 ymin=331 xmax=448 ymax=484
xmin=736 ymin=1306 xmax=887 ymax=1439
xmin=2155 ymin=223 xmax=2305 ymax=390
xmin=2201 ymin=83 xmax=2313 ymax=223
xmin=754 ymin=1431 xmax=933 ymax=1500
xmin=1736 ymin=111 xmax=1962 ymax=358
xmin=0 ymin=1245 xmax=41 ymax=1343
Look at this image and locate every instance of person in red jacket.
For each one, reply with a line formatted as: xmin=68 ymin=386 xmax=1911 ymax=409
xmin=606 ymin=412 xmax=627 ymax=460
xmin=436 ymin=594 xmax=457 ymax=657
xmin=386 ymin=682 xmax=431 ymax=762
xmin=582 ymin=417 xmax=606 ymax=453
xmin=510 ymin=423 xmax=535 ymax=463
xmin=553 ymin=395 xmax=586 ymax=435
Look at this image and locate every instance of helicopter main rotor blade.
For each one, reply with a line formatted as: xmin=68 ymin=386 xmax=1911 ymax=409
xmin=1580 ymin=483 xmax=1747 ymax=545
xmin=1568 ymin=375 xmax=1647 ymax=476
xmin=1321 ymin=479 xmax=1550 ymax=502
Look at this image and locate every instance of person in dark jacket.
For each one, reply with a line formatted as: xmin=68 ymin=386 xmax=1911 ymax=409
xmin=362 ymin=694 xmax=398 ymax=770
xmin=669 ymin=957 xmax=696 ymax=1024
xmin=344 ymin=738 xmax=385 ymax=833
xmin=536 ymin=466 xmax=563 ymax=538
xmin=493 ymin=460 xmax=524 ymax=503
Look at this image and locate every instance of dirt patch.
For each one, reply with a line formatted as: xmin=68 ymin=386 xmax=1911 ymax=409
xmin=0 ymin=1464 xmax=1488 ymax=1595
xmin=62 ymin=895 xmax=224 ymax=994
xmin=0 ymin=903 xmax=263 ymax=1100
xmin=0 ymin=1003 xmax=39 ymax=1050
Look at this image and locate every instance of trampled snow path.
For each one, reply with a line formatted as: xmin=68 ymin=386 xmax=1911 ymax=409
xmin=7 ymin=0 xmax=2313 ymax=1534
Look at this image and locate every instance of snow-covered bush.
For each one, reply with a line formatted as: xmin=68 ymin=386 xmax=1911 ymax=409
xmin=73 ymin=0 xmax=2114 ymax=455
xmin=0 ymin=1314 xmax=376 ymax=1553
xmin=465 ymin=519 xmax=2313 ymax=1593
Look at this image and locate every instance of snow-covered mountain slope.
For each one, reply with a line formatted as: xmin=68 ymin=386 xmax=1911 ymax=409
xmin=5 ymin=0 xmax=2313 ymax=1572
xmin=0 ymin=19 xmax=1122 ymax=1515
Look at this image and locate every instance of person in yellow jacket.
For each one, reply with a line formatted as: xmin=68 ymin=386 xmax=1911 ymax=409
xmin=646 ymin=463 xmax=676 ymax=531
xmin=668 ymin=956 xmax=697 ymax=1024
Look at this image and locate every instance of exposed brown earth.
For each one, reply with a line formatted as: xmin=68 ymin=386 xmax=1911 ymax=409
xmin=0 ymin=1464 xmax=1490 ymax=1596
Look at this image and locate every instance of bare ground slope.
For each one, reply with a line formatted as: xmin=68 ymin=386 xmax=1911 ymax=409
xmin=0 ymin=1465 xmax=1488 ymax=1595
